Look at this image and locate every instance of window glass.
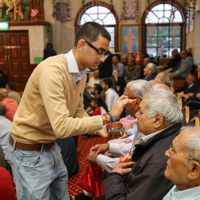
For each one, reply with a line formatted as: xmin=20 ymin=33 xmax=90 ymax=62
xmin=145 ymin=3 xmax=183 ymax=58
xmin=80 ymin=6 xmax=116 ymax=51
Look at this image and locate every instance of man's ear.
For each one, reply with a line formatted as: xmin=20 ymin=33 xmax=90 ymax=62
xmin=153 ymin=113 xmax=163 ymax=129
xmin=77 ymin=39 xmax=85 ymax=52
xmin=188 ymin=161 xmax=200 ymax=180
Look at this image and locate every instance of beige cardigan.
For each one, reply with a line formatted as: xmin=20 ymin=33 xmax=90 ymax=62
xmin=10 ymin=55 xmax=102 ymax=143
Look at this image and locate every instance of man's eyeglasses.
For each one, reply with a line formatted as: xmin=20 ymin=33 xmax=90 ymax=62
xmin=85 ymin=40 xmax=109 ymax=60
xmin=168 ymin=145 xmax=199 ymax=163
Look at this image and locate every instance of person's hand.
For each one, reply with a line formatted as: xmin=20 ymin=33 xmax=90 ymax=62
xmin=124 ymin=123 xmax=134 ymax=133
xmin=183 ymin=94 xmax=190 ymax=101
xmin=111 ymin=162 xmax=135 ymax=175
xmin=90 ymin=143 xmax=109 ymax=154
xmin=163 ymin=64 xmax=168 ymax=68
xmin=196 ymin=93 xmax=200 ymax=99
xmin=109 ymin=95 xmax=132 ymax=120
xmin=188 ymin=93 xmax=194 ymax=97
xmin=87 ymin=152 xmax=98 ymax=164
xmin=96 ymin=126 xmax=121 ymax=139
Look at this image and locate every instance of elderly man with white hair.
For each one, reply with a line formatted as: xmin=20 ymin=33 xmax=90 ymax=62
xmin=143 ymin=63 xmax=157 ymax=81
xmin=163 ymin=126 xmax=200 ymax=200
xmin=87 ymin=80 xmax=152 ymax=172
xmin=101 ymin=89 xmax=183 ymax=200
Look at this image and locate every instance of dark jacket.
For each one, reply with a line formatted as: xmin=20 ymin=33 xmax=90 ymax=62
xmin=99 ymin=51 xmax=113 ymax=79
xmin=144 ymin=73 xmax=156 ymax=81
xmin=167 ymin=53 xmax=181 ymax=70
xmin=175 ymin=79 xmax=200 ymax=94
xmin=124 ymin=64 xmax=141 ymax=81
xmin=0 ymin=74 xmax=9 ymax=88
xmin=103 ymin=123 xmax=182 ymax=200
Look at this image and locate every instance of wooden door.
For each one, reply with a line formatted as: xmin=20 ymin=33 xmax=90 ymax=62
xmin=0 ymin=32 xmax=8 ymax=75
xmin=0 ymin=31 xmax=30 ymax=91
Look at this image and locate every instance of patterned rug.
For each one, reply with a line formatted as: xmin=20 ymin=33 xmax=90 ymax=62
xmin=68 ymin=135 xmax=109 ymax=197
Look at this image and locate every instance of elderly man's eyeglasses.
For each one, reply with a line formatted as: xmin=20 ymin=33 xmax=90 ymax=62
xmin=85 ymin=40 xmax=109 ymax=60
xmin=168 ymin=145 xmax=199 ymax=163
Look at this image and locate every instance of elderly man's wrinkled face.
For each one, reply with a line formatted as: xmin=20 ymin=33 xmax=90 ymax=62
xmin=143 ymin=65 xmax=151 ymax=76
xmin=164 ymin=133 xmax=192 ymax=190
xmin=124 ymin=87 xmax=140 ymax=117
xmin=135 ymin=99 xmax=155 ymax=135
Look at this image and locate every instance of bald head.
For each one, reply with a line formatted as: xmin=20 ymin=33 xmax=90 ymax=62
xmin=0 ymin=88 xmax=8 ymax=101
xmin=153 ymin=83 xmax=170 ymax=90
xmin=149 ymin=79 xmax=160 ymax=86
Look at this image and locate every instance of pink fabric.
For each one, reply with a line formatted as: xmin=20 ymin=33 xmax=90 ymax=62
xmin=109 ymin=134 xmax=135 ymax=144
xmin=120 ymin=115 xmax=135 ymax=127
xmin=2 ymin=97 xmax=18 ymax=122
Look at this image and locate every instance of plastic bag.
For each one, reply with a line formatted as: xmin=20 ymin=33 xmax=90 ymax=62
xmin=77 ymin=164 xmax=104 ymax=198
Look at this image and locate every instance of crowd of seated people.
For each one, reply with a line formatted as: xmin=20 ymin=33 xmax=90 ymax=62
xmin=1 ymin=47 xmax=199 ymax=199
xmin=71 ymin=48 xmax=200 ymax=200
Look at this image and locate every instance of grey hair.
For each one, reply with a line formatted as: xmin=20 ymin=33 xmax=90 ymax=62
xmin=147 ymin=63 xmax=157 ymax=74
xmin=0 ymin=89 xmax=8 ymax=98
xmin=0 ymin=102 xmax=6 ymax=116
xmin=160 ymin=72 xmax=173 ymax=87
xmin=126 ymin=79 xmax=153 ymax=99
xmin=181 ymin=126 xmax=200 ymax=165
xmin=144 ymin=89 xmax=183 ymax=124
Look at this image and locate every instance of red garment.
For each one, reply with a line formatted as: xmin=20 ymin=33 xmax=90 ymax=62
xmin=93 ymin=107 xmax=101 ymax=116
xmin=0 ymin=167 xmax=15 ymax=200
xmin=2 ymin=97 xmax=18 ymax=122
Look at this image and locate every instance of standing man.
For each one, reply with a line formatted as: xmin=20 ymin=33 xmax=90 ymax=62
xmin=7 ymin=22 xmax=130 ymax=200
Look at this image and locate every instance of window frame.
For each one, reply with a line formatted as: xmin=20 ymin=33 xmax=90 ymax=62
xmin=141 ymin=0 xmax=186 ymax=58
xmin=74 ymin=1 xmax=119 ymax=52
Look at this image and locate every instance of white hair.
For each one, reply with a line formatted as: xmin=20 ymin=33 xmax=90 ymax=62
xmin=147 ymin=63 xmax=157 ymax=74
xmin=144 ymin=89 xmax=183 ymax=124
xmin=181 ymin=126 xmax=200 ymax=164
xmin=153 ymin=84 xmax=170 ymax=90
xmin=159 ymin=72 xmax=173 ymax=87
xmin=127 ymin=79 xmax=153 ymax=99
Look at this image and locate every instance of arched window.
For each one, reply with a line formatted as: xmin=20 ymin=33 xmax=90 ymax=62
xmin=141 ymin=2 xmax=185 ymax=58
xmin=75 ymin=2 xmax=118 ymax=53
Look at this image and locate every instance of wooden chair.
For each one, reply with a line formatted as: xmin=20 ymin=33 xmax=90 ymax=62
xmin=182 ymin=106 xmax=190 ymax=124
xmin=178 ymin=98 xmax=182 ymax=109
xmin=170 ymin=87 xmax=174 ymax=93
xmin=195 ymin=116 xmax=200 ymax=126
xmin=176 ymin=92 xmax=180 ymax=98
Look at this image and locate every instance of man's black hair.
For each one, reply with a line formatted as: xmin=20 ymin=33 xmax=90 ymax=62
xmin=103 ymin=79 xmax=113 ymax=88
xmin=75 ymin=22 xmax=111 ymax=46
xmin=94 ymin=84 xmax=102 ymax=95
xmin=6 ymin=81 xmax=15 ymax=90
xmin=46 ymin=43 xmax=53 ymax=48
xmin=92 ymin=96 xmax=108 ymax=112
xmin=0 ymin=102 xmax=6 ymax=116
